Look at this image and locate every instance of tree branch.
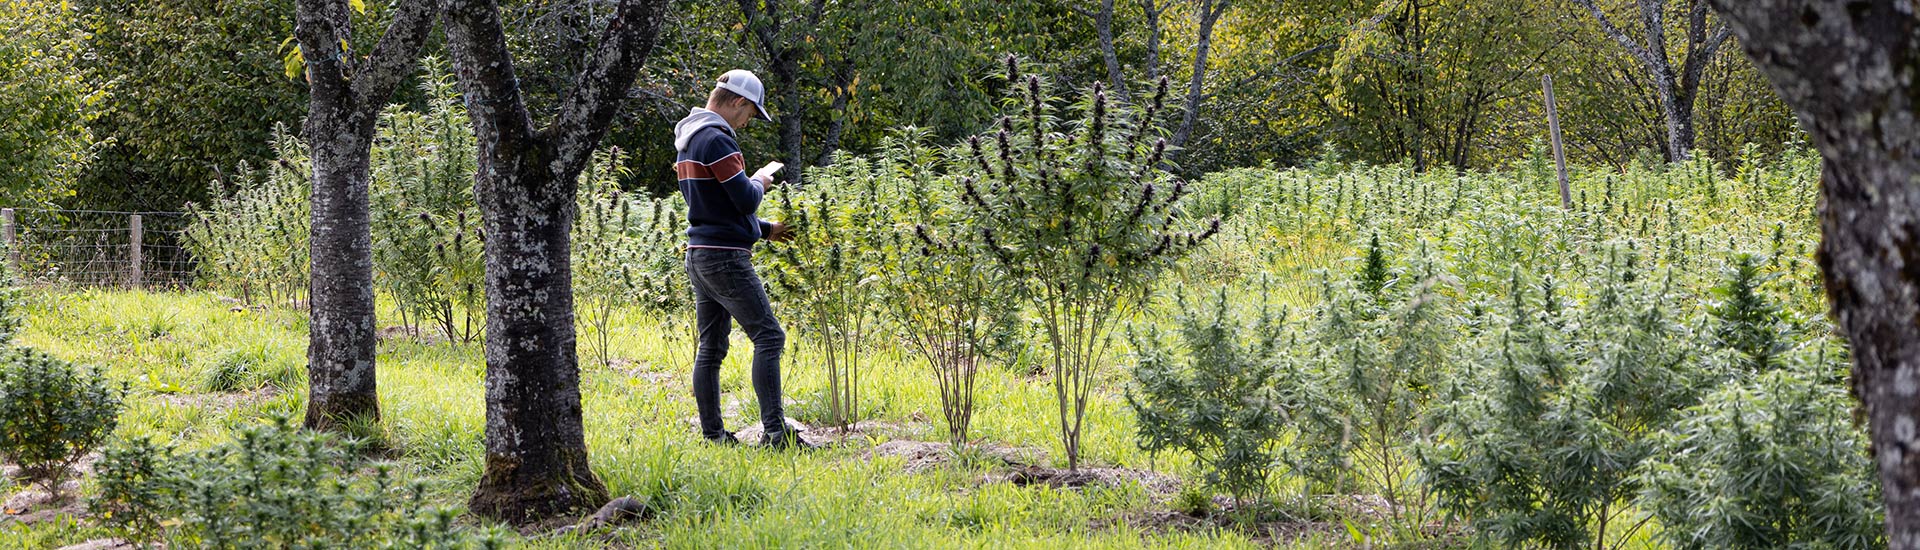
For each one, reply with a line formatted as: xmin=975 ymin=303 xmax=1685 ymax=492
xmin=736 ymin=0 xmax=784 ymax=58
xmin=549 ymin=0 xmax=673 ymax=177
xmin=443 ymin=0 xmax=540 ymax=156
xmin=294 ymin=0 xmax=353 ymax=104
xmin=1573 ymin=0 xmax=1661 ymax=70
xmin=351 ymin=0 xmax=441 ymax=108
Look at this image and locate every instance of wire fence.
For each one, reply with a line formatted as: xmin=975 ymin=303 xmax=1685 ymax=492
xmin=3 ymin=208 xmax=197 ymax=289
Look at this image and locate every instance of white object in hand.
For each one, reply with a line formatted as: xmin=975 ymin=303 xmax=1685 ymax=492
xmin=753 ymin=161 xmax=784 ymax=183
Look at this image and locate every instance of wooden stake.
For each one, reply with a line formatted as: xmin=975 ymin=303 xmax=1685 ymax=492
xmin=1544 ymin=74 xmax=1571 ymax=209
xmin=2 ymin=208 xmax=16 ymax=277
xmin=130 ymin=214 xmax=144 ymax=289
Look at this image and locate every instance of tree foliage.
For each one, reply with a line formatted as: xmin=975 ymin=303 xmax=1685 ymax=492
xmin=0 ymin=0 xmax=104 ymax=208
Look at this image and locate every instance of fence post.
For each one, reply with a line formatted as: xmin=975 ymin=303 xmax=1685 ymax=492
xmin=2 ymin=208 xmax=15 ymax=276
xmin=1543 ymin=74 xmax=1572 ymax=210
xmin=130 ymin=214 xmax=144 ymax=289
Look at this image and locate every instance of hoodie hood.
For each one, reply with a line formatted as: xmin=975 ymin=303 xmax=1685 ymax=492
xmin=674 ymin=108 xmax=733 ymax=152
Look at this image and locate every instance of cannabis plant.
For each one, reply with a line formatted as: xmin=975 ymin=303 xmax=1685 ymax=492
xmin=1707 ymin=253 xmax=1795 ymax=372
xmin=370 ymin=62 xmax=483 ymax=342
xmin=183 ymin=125 xmax=311 ymax=307
xmin=1425 ymin=250 xmax=1703 ymax=550
xmin=1128 ymin=287 xmax=1291 ymax=506
xmin=765 ymin=157 xmax=891 ymax=429
xmin=89 ymin=417 xmax=495 ymax=548
xmin=871 ymin=130 xmax=1012 ymax=447
xmin=962 ymin=56 xmax=1218 ymax=470
xmin=1296 ymin=236 xmax=1453 ymax=527
xmin=1638 ymin=368 xmax=1884 ymax=549
xmin=0 ymin=348 xmax=122 ymax=498
xmin=572 ymin=147 xmax=685 ymax=369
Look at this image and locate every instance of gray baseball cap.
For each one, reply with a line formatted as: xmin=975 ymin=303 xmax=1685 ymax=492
xmin=716 ymin=69 xmax=774 ymax=122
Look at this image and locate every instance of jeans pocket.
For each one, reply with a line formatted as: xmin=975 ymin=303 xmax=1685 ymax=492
xmin=692 ymin=250 xmax=753 ymax=300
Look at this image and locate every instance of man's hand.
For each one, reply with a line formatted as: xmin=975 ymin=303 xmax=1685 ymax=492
xmin=767 ymin=221 xmax=795 ymax=243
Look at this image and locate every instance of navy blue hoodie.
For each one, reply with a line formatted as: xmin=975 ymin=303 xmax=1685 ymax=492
xmin=674 ymin=108 xmax=772 ymax=250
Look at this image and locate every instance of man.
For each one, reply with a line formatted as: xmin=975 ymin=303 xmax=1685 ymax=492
xmin=672 ymin=69 xmax=811 ymax=449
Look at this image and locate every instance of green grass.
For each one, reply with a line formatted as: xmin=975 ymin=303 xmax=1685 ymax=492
xmin=0 ymin=151 xmax=1842 ymax=548
xmin=2 ymin=288 xmax=1266 ymax=548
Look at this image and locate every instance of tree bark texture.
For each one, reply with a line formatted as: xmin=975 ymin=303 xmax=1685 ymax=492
xmin=1576 ymin=0 xmax=1732 ymax=161
xmin=736 ymin=0 xmax=828 ymax=186
xmin=1707 ymin=0 xmax=1919 ymax=545
xmin=1169 ymin=0 xmax=1230 ymax=152
xmin=442 ymin=0 xmax=670 ymax=524
xmin=295 ymin=0 xmax=437 ymax=433
xmin=1073 ymin=0 xmax=1132 ymax=105
xmin=1140 ymin=0 xmax=1169 ymax=83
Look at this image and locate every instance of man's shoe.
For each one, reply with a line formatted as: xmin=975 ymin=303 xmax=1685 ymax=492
xmin=705 ymin=431 xmax=742 ymax=446
xmin=761 ymin=427 xmax=821 ymax=450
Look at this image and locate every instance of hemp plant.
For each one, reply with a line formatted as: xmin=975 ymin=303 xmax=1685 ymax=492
xmin=1425 ymin=248 xmax=1704 ymax=550
xmin=369 ymin=63 xmax=483 ymax=342
xmin=184 ymin=125 xmax=312 ymax=307
xmin=961 ymin=56 xmax=1219 ymax=470
xmin=1296 ymin=236 xmax=1453 ymax=530
xmin=571 ymin=147 xmax=683 ymax=369
xmin=765 ymin=159 xmax=890 ymax=430
xmin=871 ymin=129 xmax=1013 ymax=447
xmin=1128 ymin=286 xmax=1292 ymax=507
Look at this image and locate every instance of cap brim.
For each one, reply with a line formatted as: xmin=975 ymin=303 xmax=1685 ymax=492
xmin=754 ymin=102 xmax=774 ymax=122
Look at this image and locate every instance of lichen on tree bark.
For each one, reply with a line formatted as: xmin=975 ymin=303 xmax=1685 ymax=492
xmin=295 ymin=0 xmax=437 ymax=433
xmin=1707 ymin=0 xmax=1919 ymax=545
xmin=442 ymin=0 xmax=669 ymax=524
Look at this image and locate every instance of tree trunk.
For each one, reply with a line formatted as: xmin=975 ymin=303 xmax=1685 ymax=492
xmin=303 ymin=124 xmax=380 ymax=431
xmin=1706 ymin=0 xmax=1918 ymax=546
xmin=1079 ymin=0 xmax=1131 ymax=104
xmin=1576 ymin=0 xmax=1731 ymax=162
xmin=1139 ymin=0 xmax=1167 ymax=83
xmin=1652 ymin=69 xmax=1690 ymax=161
xmin=295 ymin=0 xmax=437 ymax=433
xmin=1170 ymin=0 xmax=1230 ymax=152
xmin=735 ymin=0 xmax=828 ymax=186
xmin=467 ymin=156 xmax=606 ymax=522
xmin=443 ymin=0 xmax=668 ymax=524
xmin=772 ymin=54 xmax=808 ymax=185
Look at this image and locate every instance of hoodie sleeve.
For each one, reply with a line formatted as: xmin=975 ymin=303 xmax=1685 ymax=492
xmin=700 ymin=133 xmax=764 ymax=216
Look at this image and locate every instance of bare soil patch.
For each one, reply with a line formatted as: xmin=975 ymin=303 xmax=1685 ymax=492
xmin=990 ymin=464 xmax=1183 ymax=494
xmin=1 ymin=454 xmax=98 ymax=527
xmin=151 ymin=385 xmax=278 ymax=414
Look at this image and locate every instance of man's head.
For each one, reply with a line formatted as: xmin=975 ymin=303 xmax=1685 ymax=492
xmin=706 ymin=69 xmax=773 ymax=129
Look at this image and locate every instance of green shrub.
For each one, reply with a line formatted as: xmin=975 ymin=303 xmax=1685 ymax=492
xmin=574 ymin=146 xmax=684 ymax=369
xmin=1424 ymin=251 xmax=1703 ymax=549
xmin=183 ymin=126 xmax=311 ymax=307
xmin=1128 ymin=287 xmax=1291 ymax=506
xmin=0 ymin=241 xmax=23 ymax=348
xmin=1638 ymin=368 xmax=1884 ymax=549
xmin=1708 ymin=253 xmax=1795 ymax=372
xmin=960 ymin=57 xmax=1217 ymax=470
xmin=90 ymin=416 xmax=496 ymax=548
xmin=0 ymin=348 xmax=122 ymax=497
xmin=370 ymin=62 xmax=483 ymax=343
xmin=1293 ymin=236 xmax=1453 ymax=527
xmin=868 ymin=130 xmax=1015 ymax=447
xmin=765 ymin=155 xmax=893 ymax=429
xmin=90 ymin=436 xmax=171 ymax=543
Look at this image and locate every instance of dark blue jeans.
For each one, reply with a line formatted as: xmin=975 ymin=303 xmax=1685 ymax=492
xmin=684 ymin=247 xmax=788 ymax=440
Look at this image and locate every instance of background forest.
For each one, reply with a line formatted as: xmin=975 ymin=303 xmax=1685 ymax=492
xmin=5 ymin=0 xmax=1797 ymax=214
xmin=2 ymin=0 xmax=1885 ymax=548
